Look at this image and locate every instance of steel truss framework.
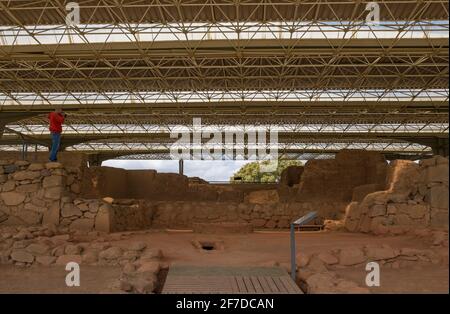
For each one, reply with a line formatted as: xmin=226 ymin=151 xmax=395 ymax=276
xmin=0 ymin=0 xmax=448 ymax=160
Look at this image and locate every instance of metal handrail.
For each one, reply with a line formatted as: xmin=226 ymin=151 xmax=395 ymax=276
xmin=290 ymin=211 xmax=318 ymax=281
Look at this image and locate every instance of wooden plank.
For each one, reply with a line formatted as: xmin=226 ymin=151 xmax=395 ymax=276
xmin=235 ymin=276 xmax=247 ymax=293
xmin=272 ymin=276 xmax=288 ymax=292
xmin=279 ymin=275 xmax=302 ymax=294
xmin=257 ymin=276 xmax=272 ymax=293
xmin=230 ymin=277 xmax=240 ymax=293
xmin=250 ymin=276 xmax=264 ymax=294
xmin=243 ymin=276 xmax=256 ymax=293
xmin=264 ymin=276 xmax=281 ymax=293
xmin=162 ymin=266 xmax=302 ymax=294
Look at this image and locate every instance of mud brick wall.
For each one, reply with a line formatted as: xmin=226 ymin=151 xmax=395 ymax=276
xmin=344 ymin=156 xmax=449 ymax=234
xmin=81 ymin=166 xmax=246 ymax=202
xmin=296 ymin=150 xmax=388 ymax=203
xmin=1 ymin=150 xmax=447 ymax=234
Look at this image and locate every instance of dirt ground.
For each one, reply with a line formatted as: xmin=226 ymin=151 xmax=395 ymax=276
xmin=0 ymin=230 xmax=448 ymax=294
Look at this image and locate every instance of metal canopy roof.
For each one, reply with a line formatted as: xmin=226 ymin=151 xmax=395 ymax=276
xmin=0 ymin=38 xmax=448 ymax=92
xmin=0 ymin=0 xmax=447 ymax=25
xmin=0 ymin=0 xmax=448 ymax=160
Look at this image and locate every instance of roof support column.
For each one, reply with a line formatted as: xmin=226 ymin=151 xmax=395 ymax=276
xmin=179 ymin=159 xmax=184 ymax=176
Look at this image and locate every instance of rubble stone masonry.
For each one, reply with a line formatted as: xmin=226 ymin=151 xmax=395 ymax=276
xmin=0 ymin=151 xmax=448 ymax=234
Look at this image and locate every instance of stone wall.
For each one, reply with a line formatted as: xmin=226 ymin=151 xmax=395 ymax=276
xmin=344 ymin=156 xmax=449 ymax=234
xmin=0 ymin=159 xmax=116 ymax=233
xmin=0 ymin=152 xmax=88 ymax=169
xmin=65 ymin=197 xmax=327 ymax=231
xmin=0 ymin=160 xmax=83 ymax=226
xmin=2 ymin=151 xmax=446 ymax=234
xmin=150 ymin=200 xmax=325 ymax=229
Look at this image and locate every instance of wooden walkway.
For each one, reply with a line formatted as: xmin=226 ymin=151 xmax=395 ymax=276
xmin=162 ymin=265 xmax=303 ymax=294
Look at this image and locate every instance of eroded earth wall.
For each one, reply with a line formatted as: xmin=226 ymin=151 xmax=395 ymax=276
xmin=344 ymin=156 xmax=449 ymax=234
xmin=1 ymin=150 xmax=448 ymax=233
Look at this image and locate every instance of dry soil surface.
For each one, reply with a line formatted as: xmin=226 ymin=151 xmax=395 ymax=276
xmin=0 ymin=230 xmax=448 ymax=293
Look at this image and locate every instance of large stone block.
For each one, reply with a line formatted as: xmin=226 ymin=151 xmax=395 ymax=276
xmin=1 ymin=191 xmax=26 ymax=206
xmin=15 ymin=183 xmax=40 ymax=193
xmin=27 ymin=163 xmax=44 ymax=171
xmin=369 ymin=204 xmax=386 ymax=217
xmin=45 ymin=162 xmax=63 ymax=169
xmin=1 ymin=181 xmax=15 ymax=192
xmin=26 ymin=243 xmax=50 ymax=255
xmin=24 ymin=202 xmax=46 ymax=213
xmin=44 ymin=187 xmax=65 ymax=200
xmin=365 ymin=246 xmax=398 ymax=260
xmin=394 ymin=214 xmax=413 ymax=226
xmin=10 ymin=250 xmax=34 ymax=263
xmin=43 ymin=202 xmax=60 ymax=226
xmin=398 ymin=204 xmax=429 ymax=219
xmin=61 ymin=203 xmax=82 ymax=218
xmin=95 ymin=204 xmax=113 ymax=232
xmin=17 ymin=210 xmax=42 ymax=225
xmin=425 ymin=185 xmax=449 ymax=210
xmin=70 ymin=218 xmax=94 ymax=231
xmin=43 ymin=175 xmax=65 ymax=188
xmin=3 ymin=164 xmax=17 ymax=174
xmin=15 ymin=160 xmax=30 ymax=167
xmin=12 ymin=170 xmax=41 ymax=181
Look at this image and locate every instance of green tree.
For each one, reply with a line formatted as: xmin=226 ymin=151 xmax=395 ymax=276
xmin=230 ymin=160 xmax=302 ymax=183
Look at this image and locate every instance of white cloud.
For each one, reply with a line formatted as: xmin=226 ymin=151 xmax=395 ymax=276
xmin=101 ymin=159 xmax=252 ymax=182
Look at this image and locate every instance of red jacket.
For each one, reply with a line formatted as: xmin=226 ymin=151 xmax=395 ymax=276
xmin=48 ymin=112 xmax=65 ymax=133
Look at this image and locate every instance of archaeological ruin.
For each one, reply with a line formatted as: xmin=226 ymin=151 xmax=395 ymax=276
xmin=0 ymin=149 xmax=448 ymax=294
xmin=0 ymin=0 xmax=448 ymax=298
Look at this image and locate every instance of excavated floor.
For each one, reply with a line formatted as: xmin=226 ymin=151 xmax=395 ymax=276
xmin=0 ymin=230 xmax=448 ymax=294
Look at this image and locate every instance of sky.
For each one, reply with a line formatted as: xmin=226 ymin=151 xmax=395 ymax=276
xmin=101 ymin=159 xmax=253 ymax=182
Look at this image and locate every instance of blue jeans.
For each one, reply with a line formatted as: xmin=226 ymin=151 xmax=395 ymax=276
xmin=49 ymin=132 xmax=61 ymax=161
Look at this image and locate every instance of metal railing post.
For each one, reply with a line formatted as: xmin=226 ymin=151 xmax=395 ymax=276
xmin=290 ymin=223 xmax=296 ymax=281
xmin=289 ymin=211 xmax=318 ymax=282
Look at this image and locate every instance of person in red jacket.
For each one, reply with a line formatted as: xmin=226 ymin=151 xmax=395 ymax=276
xmin=48 ymin=108 xmax=66 ymax=162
